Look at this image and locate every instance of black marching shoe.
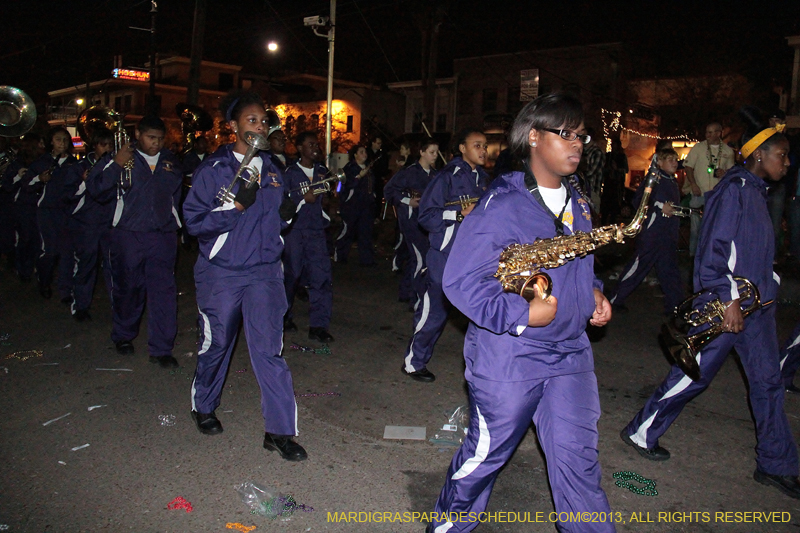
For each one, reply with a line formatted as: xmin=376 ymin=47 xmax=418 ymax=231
xmin=786 ymin=383 xmax=800 ymax=394
xmin=754 ymin=469 xmax=800 ymax=499
xmin=620 ymin=429 xmax=670 ymax=461
xmin=192 ymin=411 xmax=223 ymax=435
xmin=284 ymin=318 xmax=298 ymax=332
xmin=149 ymin=355 xmax=179 ymax=368
xmin=263 ymin=433 xmax=307 ymax=461
xmin=115 ymin=340 xmax=135 ymax=355
xmin=74 ymin=309 xmax=91 ymax=322
xmin=309 ymin=327 xmax=334 ymax=342
xmin=401 ymin=365 xmax=436 ymax=383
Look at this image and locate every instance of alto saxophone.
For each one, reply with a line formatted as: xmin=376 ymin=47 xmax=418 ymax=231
xmin=495 ymin=169 xmax=660 ymax=301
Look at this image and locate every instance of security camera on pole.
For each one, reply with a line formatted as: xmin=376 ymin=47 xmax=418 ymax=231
xmin=305 ymin=7 xmax=335 ymax=168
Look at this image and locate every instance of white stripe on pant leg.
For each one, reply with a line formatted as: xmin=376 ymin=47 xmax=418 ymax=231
xmin=620 ymin=256 xmax=640 ymax=282
xmin=412 ymin=243 xmax=422 ymax=277
xmin=452 ymin=405 xmax=491 ymax=480
xmin=630 ymin=410 xmax=659 ymax=448
xmin=434 ymin=522 xmax=454 ymax=532
xmin=659 ymin=353 xmax=700 ymax=401
xmin=198 ymin=308 xmax=212 ymax=355
xmin=294 ymin=398 xmax=299 ymax=436
xmin=191 ymin=376 xmax=198 ymax=412
xmin=404 ymin=291 xmax=430 ymax=372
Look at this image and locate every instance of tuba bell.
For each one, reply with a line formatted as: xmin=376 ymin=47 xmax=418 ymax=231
xmin=661 ymin=277 xmax=772 ymax=381
xmin=264 ymin=106 xmax=282 ymax=138
xmin=0 ymin=86 xmax=37 ymax=138
xmin=77 ymin=105 xmax=120 ymax=145
xmin=175 ymin=103 xmax=214 ymax=156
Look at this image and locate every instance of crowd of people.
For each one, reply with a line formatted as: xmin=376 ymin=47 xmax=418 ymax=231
xmin=3 ymin=89 xmax=800 ymax=530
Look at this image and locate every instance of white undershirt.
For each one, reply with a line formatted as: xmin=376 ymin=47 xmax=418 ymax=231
xmin=537 ymin=184 xmax=573 ymax=232
xmin=298 ymin=162 xmax=314 ymax=178
xmin=233 ymin=150 xmax=263 ymax=181
xmin=137 ymin=150 xmax=160 ymax=172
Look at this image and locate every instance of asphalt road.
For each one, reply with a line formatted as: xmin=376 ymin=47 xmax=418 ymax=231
xmin=3 ymin=226 xmax=800 ymax=533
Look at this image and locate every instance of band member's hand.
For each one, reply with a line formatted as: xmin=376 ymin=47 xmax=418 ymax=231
xmin=691 ymin=184 xmax=701 ymax=197
xmin=39 ymin=169 xmax=52 ymax=183
xmin=234 ymin=183 xmax=259 ymax=211
xmin=114 ymin=143 xmax=134 ymax=168
xmin=303 ymin=189 xmax=317 ymax=203
xmin=461 ymin=203 xmax=476 ymax=217
xmin=722 ymin=300 xmax=744 ymax=333
xmin=590 ymin=288 xmax=612 ymax=326
xmin=82 ymin=169 xmax=90 ymax=181
xmin=662 ymin=202 xmax=675 ymax=217
xmin=410 ymin=197 xmax=420 ymax=209
xmin=527 ymin=289 xmax=557 ymax=327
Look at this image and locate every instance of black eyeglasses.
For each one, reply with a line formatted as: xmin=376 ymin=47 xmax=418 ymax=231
xmin=542 ymin=128 xmax=591 ymax=145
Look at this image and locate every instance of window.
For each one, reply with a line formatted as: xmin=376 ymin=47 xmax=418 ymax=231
xmin=458 ymin=90 xmax=474 ymax=115
xmin=219 ymin=73 xmax=234 ymax=91
xmin=346 ymin=115 xmax=354 ymax=133
xmin=507 ymin=86 xmax=523 ymax=115
xmin=436 ymin=113 xmax=447 ymax=132
xmin=482 ymin=88 xmax=497 ymax=113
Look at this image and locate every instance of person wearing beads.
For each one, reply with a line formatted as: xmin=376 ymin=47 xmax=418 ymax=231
xmin=281 ymin=131 xmax=335 ymax=344
xmin=86 ymin=115 xmax=182 ymax=367
xmin=621 ymin=107 xmax=800 ymax=500
xmin=426 ymin=93 xmax=614 ymax=533
xmin=65 ymin=127 xmax=115 ymax=322
xmin=334 ymin=144 xmax=377 ymax=266
xmin=384 ymin=138 xmax=439 ymax=310
xmin=24 ymin=126 xmax=79 ymax=302
xmin=401 ymin=129 xmax=489 ymax=383
xmin=183 ymin=92 xmax=306 ymax=461
xmin=608 ymin=148 xmax=685 ymax=316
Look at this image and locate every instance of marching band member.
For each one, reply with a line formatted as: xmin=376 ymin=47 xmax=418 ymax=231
xmin=609 ymin=147 xmax=685 ymax=315
xmin=25 ymin=126 xmax=78 ymax=301
xmin=401 ymin=129 xmax=489 ymax=383
xmin=183 ymin=92 xmax=306 ymax=461
xmin=66 ymin=127 xmax=115 ymax=321
xmin=335 ymin=145 xmax=377 ymax=266
xmin=87 ymin=116 xmax=182 ymax=367
xmin=282 ymin=131 xmax=335 ymax=343
xmin=427 ymin=93 xmax=614 ymax=533
xmin=384 ymin=138 xmax=439 ymax=309
xmin=621 ymin=108 xmax=800 ymax=499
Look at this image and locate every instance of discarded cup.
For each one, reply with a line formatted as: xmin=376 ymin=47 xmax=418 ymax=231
xmin=159 ymin=414 xmax=176 ymax=427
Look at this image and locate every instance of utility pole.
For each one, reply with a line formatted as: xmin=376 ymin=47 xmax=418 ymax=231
xmin=187 ymin=0 xmax=207 ymax=106
xmin=325 ymin=0 xmax=336 ymax=167
xmin=149 ymin=0 xmax=158 ymax=115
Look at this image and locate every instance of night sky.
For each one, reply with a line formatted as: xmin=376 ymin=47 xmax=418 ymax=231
xmin=4 ymin=1 xmax=800 ymax=105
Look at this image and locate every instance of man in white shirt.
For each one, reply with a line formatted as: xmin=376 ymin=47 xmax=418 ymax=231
xmin=683 ymin=122 xmax=734 ymax=256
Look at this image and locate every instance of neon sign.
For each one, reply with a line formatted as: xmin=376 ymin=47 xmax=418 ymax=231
xmin=112 ymin=68 xmax=150 ymax=82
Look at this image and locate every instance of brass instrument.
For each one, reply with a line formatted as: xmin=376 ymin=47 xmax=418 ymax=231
xmin=495 ymin=166 xmax=660 ymax=301
xmin=289 ymin=169 xmax=346 ymax=196
xmin=0 ymin=86 xmax=37 ymax=138
xmin=404 ymin=188 xmax=423 ymax=200
xmin=264 ymin=107 xmax=282 ymax=138
xmin=661 ymin=277 xmax=772 ymax=381
xmin=77 ymin=105 xmax=118 ymax=174
xmin=175 ymin=103 xmax=213 ymax=156
xmin=445 ymin=195 xmax=480 ymax=210
xmin=217 ymin=131 xmax=269 ymax=204
xmin=666 ymin=202 xmax=702 ymax=219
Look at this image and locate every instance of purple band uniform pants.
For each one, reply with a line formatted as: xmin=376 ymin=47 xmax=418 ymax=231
xmin=431 ymin=370 xmax=614 ymax=533
xmin=399 ymin=215 xmax=430 ymax=306
xmin=624 ymin=305 xmax=798 ymax=476
xmin=37 ymin=207 xmax=74 ymax=298
xmin=335 ymin=202 xmax=374 ymax=265
xmin=70 ymin=220 xmax=112 ymax=313
xmin=283 ymin=228 xmax=332 ymax=329
xmin=109 ymin=228 xmax=177 ymax=357
xmin=403 ymin=249 xmax=449 ymax=373
xmin=14 ymin=205 xmax=38 ymax=278
xmin=780 ymin=321 xmax=800 ymax=388
xmin=191 ymin=259 xmax=297 ymax=435
xmin=610 ymin=235 xmax=682 ymax=314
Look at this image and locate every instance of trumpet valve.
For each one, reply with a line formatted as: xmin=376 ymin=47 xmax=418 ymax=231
xmin=216 ymin=186 xmax=235 ymax=204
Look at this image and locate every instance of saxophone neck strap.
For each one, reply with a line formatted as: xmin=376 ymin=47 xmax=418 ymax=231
xmin=523 ymin=160 xmax=571 ymax=236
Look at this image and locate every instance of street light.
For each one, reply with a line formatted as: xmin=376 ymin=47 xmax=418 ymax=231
xmin=267 ymin=41 xmax=278 ymax=53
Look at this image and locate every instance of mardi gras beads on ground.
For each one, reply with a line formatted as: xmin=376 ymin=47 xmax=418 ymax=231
xmin=166 ymin=496 xmax=193 ymax=512
xmin=613 ymin=471 xmax=658 ymax=496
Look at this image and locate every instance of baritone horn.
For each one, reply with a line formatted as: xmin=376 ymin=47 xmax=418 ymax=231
xmin=289 ymin=169 xmax=346 ymax=196
xmin=217 ymin=131 xmax=269 ymax=204
xmin=661 ymin=277 xmax=772 ymax=382
xmin=0 ymin=86 xmax=37 ymax=138
xmin=175 ymin=103 xmax=213 ymax=156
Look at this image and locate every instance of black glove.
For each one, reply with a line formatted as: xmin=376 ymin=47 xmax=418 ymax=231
xmin=279 ymin=196 xmax=296 ymax=221
xmin=234 ymin=182 xmax=258 ymax=210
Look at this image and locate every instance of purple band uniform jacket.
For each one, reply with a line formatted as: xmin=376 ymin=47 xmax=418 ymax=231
xmin=443 ymin=171 xmax=602 ymax=382
xmin=284 ymin=162 xmax=331 ymax=231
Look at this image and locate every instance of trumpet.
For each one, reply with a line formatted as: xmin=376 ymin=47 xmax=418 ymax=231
xmin=666 ymin=202 xmax=702 ymax=218
xmin=289 ymin=169 xmax=346 ymax=196
xmin=112 ymin=113 xmax=134 ymax=190
xmin=661 ymin=277 xmax=772 ymax=381
xmin=444 ymin=195 xmax=480 ymax=210
xmin=217 ymin=131 xmax=269 ymax=204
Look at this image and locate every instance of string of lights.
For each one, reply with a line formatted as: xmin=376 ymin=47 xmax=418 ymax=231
xmin=601 ymin=108 xmax=698 ymax=151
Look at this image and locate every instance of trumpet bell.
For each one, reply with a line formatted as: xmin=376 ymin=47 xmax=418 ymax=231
xmin=0 ymin=86 xmax=37 ymax=138
xmin=265 ymin=107 xmax=282 ymax=137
